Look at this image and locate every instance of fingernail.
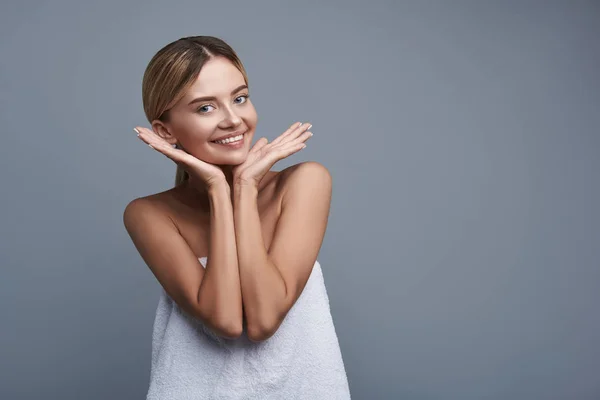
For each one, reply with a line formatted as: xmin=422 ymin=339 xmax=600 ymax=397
xmin=302 ymin=144 xmax=307 ymax=149
xmin=309 ymin=132 xmax=313 ymax=137
xmin=133 ymin=128 xmax=140 ymax=134
xmin=307 ymin=124 xmax=312 ymax=130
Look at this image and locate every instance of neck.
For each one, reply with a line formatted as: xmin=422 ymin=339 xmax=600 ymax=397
xmin=218 ymin=164 xmax=235 ymax=189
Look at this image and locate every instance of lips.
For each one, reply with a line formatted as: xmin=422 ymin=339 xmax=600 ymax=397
xmin=211 ymin=133 xmax=246 ymax=149
xmin=211 ymin=130 xmax=247 ymax=143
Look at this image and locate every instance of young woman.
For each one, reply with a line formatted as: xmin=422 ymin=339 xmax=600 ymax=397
xmin=123 ymin=36 xmax=351 ymax=399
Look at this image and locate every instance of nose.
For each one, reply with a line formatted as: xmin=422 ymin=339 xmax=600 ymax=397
xmin=221 ymin=105 xmax=242 ymax=127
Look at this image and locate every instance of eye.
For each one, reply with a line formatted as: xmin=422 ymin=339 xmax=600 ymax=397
xmin=196 ymin=94 xmax=249 ymax=114
xmin=235 ymin=94 xmax=249 ymax=104
xmin=197 ymin=105 xmax=215 ymax=113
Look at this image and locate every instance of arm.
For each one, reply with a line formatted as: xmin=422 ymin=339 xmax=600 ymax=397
xmin=197 ymin=182 xmax=244 ymax=337
xmin=233 ymin=161 xmax=332 ymax=342
xmin=123 ymin=186 xmax=243 ymax=339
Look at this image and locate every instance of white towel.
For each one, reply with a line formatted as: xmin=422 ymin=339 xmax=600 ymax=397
xmin=146 ymin=257 xmax=351 ymax=399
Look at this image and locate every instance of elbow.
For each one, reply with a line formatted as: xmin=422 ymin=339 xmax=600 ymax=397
xmin=206 ymin=317 xmax=243 ymax=339
xmin=196 ymin=308 xmax=243 ymax=339
xmin=217 ymin=321 xmax=243 ymax=339
xmin=247 ymin=326 xmax=274 ymax=343
xmin=246 ymin=318 xmax=279 ymax=343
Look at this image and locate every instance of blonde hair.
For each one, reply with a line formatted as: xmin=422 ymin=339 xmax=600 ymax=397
xmin=141 ymin=36 xmax=249 ymax=186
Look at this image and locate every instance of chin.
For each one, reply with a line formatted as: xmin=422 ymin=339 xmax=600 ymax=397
xmin=215 ymin=159 xmax=246 ymax=167
xmin=210 ymin=152 xmax=249 ymax=166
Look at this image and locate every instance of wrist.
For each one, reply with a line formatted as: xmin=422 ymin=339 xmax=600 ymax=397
xmin=207 ymin=179 xmax=231 ymax=195
xmin=234 ymin=181 xmax=258 ymax=193
xmin=233 ymin=182 xmax=258 ymax=203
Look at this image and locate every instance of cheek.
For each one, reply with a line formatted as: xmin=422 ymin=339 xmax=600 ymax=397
xmin=180 ymin=121 xmax=213 ymax=141
xmin=244 ymin=103 xmax=258 ymax=125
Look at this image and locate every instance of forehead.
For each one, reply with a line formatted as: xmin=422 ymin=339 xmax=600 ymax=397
xmin=185 ymin=57 xmax=245 ymax=97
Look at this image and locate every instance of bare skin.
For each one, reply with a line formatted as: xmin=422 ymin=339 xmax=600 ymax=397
xmin=146 ymin=168 xmax=293 ymax=260
xmin=124 ymin=56 xmax=330 ymax=342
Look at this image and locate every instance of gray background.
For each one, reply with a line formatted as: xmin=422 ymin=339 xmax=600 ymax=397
xmin=1 ymin=0 xmax=599 ymax=399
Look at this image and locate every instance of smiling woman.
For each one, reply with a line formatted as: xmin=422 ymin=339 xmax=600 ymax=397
xmin=123 ymin=35 xmax=351 ymax=399
xmin=141 ymin=41 xmax=258 ymax=185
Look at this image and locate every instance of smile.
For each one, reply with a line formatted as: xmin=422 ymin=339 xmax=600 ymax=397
xmin=212 ymin=133 xmax=245 ymax=144
xmin=210 ymin=131 xmax=248 ymax=149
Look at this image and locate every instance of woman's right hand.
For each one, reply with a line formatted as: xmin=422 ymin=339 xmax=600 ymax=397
xmin=134 ymin=126 xmax=226 ymax=189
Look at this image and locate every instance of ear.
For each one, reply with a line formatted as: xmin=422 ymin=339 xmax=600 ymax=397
xmin=151 ymin=119 xmax=178 ymax=146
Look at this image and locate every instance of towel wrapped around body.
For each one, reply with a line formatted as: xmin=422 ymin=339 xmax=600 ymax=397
xmin=146 ymin=257 xmax=351 ymax=400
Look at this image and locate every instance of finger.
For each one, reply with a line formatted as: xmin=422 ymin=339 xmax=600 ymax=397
xmin=249 ymin=137 xmax=269 ymax=154
xmin=269 ymin=121 xmax=304 ymax=146
xmin=135 ymin=127 xmax=188 ymax=163
xmin=136 ymin=127 xmax=174 ymax=151
xmin=270 ymin=141 xmax=307 ymax=161
xmin=267 ymin=138 xmax=308 ymax=160
xmin=253 ymin=141 xmax=306 ymax=176
xmin=271 ymin=129 xmax=312 ymax=151
xmin=135 ymin=126 xmax=164 ymax=146
xmin=276 ymin=122 xmax=312 ymax=146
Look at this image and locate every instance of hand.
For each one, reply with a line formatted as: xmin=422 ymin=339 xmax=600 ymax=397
xmin=134 ymin=126 xmax=226 ymax=189
xmin=232 ymin=122 xmax=313 ymax=188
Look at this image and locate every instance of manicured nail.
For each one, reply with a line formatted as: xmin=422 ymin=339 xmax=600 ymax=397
xmin=307 ymin=124 xmax=312 ymax=130
xmin=133 ymin=128 xmax=140 ymax=134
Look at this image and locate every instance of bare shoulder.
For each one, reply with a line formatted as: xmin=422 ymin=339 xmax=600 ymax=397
xmin=122 ymin=190 xmax=196 ymax=264
xmin=276 ymin=161 xmax=332 ymax=199
xmin=122 ymin=192 xmax=217 ymax=332
xmin=123 ymin=187 xmax=174 ymax=212
xmin=123 ymin=187 xmax=190 ymax=225
xmin=123 ymin=194 xmax=159 ymax=221
xmin=122 ymin=193 xmax=175 ymax=240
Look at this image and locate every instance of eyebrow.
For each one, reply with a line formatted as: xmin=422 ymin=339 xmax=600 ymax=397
xmin=187 ymin=84 xmax=248 ymax=106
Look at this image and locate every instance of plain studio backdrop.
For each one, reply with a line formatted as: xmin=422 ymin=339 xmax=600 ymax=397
xmin=1 ymin=1 xmax=599 ymax=399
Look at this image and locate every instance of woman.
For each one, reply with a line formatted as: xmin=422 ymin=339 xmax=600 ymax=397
xmin=123 ymin=36 xmax=351 ymax=399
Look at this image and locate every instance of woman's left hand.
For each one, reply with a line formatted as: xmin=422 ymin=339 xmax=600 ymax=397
xmin=232 ymin=121 xmax=313 ymax=188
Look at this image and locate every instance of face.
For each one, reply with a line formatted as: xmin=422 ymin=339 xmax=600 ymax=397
xmin=153 ymin=56 xmax=257 ymax=166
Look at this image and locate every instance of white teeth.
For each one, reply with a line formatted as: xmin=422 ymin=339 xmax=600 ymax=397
xmin=214 ymin=134 xmax=244 ymax=144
